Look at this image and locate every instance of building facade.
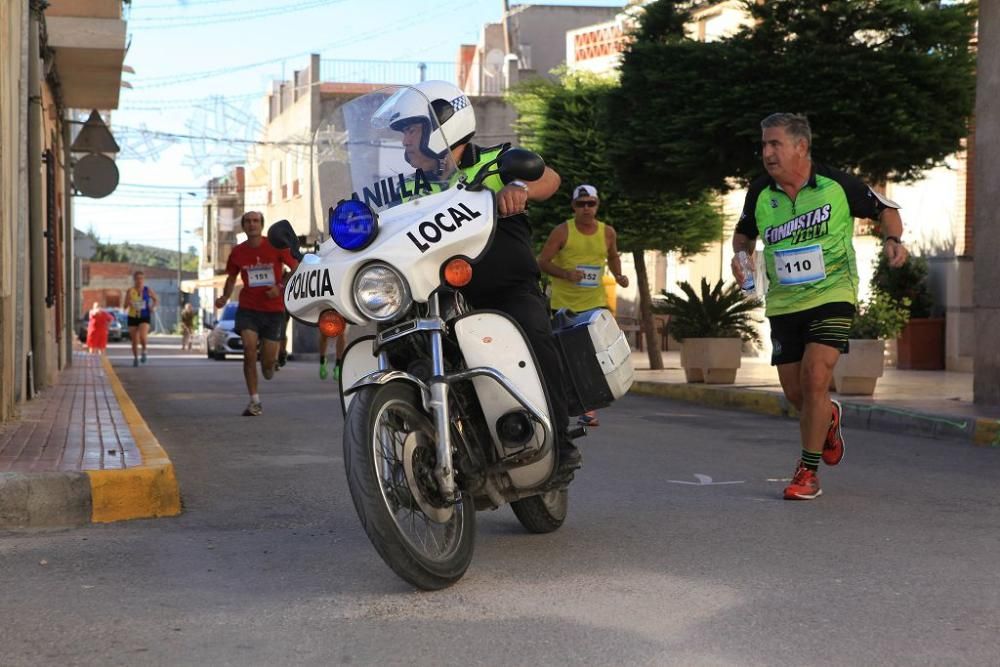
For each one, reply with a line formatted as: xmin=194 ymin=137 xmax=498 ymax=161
xmin=0 ymin=0 xmax=126 ymax=422
xmin=81 ymin=262 xmax=192 ymax=332
xmin=186 ymin=167 xmax=245 ymax=328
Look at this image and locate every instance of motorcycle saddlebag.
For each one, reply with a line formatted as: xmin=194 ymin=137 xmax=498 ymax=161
xmin=552 ymin=308 xmax=634 ymax=416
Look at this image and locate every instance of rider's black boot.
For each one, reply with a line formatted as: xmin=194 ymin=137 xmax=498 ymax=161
xmin=543 ymin=441 xmax=582 ymax=490
xmin=559 ymin=441 xmax=582 ymax=469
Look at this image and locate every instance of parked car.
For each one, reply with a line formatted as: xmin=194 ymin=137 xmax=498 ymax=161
xmin=77 ymin=309 xmax=124 ymax=344
xmin=207 ymin=302 xmax=244 ymax=360
xmin=112 ymin=309 xmax=130 ymax=340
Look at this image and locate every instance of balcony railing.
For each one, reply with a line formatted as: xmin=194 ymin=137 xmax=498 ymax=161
xmin=320 ymin=59 xmax=457 ymax=86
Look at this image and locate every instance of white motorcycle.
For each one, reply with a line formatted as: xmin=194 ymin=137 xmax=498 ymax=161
xmin=269 ymin=86 xmax=634 ymax=589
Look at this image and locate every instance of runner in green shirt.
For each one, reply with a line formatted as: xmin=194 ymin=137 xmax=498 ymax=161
xmin=732 ymin=112 xmax=909 ymax=501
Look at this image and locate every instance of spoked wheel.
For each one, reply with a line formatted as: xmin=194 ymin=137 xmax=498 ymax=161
xmin=511 ymin=488 xmax=568 ymax=534
xmin=343 ymin=382 xmax=475 ymax=590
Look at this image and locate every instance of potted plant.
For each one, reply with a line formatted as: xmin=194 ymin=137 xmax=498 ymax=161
xmin=653 ymin=278 xmax=761 ymax=384
xmin=834 ymin=290 xmax=910 ymax=395
xmin=870 ymin=252 xmax=944 ymax=370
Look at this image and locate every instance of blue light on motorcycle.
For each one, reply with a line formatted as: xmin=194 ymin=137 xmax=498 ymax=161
xmin=329 ymin=199 xmax=378 ymax=251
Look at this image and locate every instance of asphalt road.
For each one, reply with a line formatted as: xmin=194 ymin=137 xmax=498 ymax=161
xmin=1 ymin=341 xmax=999 ymax=666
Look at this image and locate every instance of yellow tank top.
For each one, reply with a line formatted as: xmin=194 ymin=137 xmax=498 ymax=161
xmin=126 ymin=287 xmax=151 ymax=318
xmin=550 ymin=220 xmax=608 ymax=312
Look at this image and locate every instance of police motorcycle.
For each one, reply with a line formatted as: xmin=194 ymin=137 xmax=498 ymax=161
xmin=269 ymin=83 xmax=633 ymax=590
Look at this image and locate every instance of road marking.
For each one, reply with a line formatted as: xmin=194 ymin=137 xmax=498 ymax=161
xmin=667 ymin=474 xmax=744 ymax=486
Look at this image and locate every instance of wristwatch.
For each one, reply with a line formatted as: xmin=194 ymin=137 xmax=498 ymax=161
xmin=884 ymin=235 xmax=903 ymax=245
xmin=509 ymin=179 xmax=529 ymax=192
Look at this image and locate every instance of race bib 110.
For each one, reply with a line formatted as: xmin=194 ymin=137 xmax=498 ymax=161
xmin=774 ymin=244 xmax=825 ymax=285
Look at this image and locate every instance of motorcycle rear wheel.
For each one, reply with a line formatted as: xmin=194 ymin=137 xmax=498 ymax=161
xmin=343 ymin=382 xmax=476 ymax=590
xmin=511 ymin=489 xmax=568 ymax=534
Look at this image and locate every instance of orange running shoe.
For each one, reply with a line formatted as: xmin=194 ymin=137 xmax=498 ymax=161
xmin=823 ymin=399 xmax=845 ymax=466
xmin=577 ymin=411 xmax=599 ymax=427
xmin=783 ymin=464 xmax=822 ymax=500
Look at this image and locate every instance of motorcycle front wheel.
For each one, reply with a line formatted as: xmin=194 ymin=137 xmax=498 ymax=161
xmin=511 ymin=489 xmax=568 ymax=534
xmin=343 ymin=382 xmax=476 ymax=590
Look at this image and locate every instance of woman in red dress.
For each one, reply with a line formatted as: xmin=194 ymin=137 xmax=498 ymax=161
xmin=86 ymin=302 xmax=114 ymax=354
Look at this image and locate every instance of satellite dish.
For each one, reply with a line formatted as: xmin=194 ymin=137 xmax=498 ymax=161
xmin=484 ymin=48 xmax=505 ymax=78
xmin=74 ymin=153 xmax=120 ymax=198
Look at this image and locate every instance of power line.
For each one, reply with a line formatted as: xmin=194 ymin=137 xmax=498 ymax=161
xmin=75 ymin=202 xmax=205 ymax=208
xmin=130 ymin=0 xmax=474 ymax=87
xmin=131 ymin=0 xmax=252 ymax=10
xmin=117 ymin=182 xmax=257 ymax=190
xmin=110 ymin=125 xmax=311 ymax=146
xmin=117 ymin=92 xmax=262 ymax=110
xmin=130 ymin=0 xmax=345 ymax=29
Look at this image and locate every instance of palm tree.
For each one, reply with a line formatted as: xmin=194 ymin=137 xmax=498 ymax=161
xmin=653 ymin=278 xmax=761 ymax=345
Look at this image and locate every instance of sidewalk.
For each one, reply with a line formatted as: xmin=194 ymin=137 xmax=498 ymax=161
xmin=628 ymin=350 xmax=1000 ymax=446
xmin=0 ymin=352 xmax=180 ymax=529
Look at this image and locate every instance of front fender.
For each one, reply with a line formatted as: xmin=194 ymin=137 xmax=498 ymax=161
xmin=345 ymin=370 xmax=432 ymax=414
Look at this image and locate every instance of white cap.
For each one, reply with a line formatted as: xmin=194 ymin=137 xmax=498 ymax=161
xmin=573 ymin=184 xmax=598 ymax=200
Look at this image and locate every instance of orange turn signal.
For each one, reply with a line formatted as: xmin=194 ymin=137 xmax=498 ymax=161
xmin=318 ymin=309 xmax=346 ymax=338
xmin=443 ymin=258 xmax=473 ymax=287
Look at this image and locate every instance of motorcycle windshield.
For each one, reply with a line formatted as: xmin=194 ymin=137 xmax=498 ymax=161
xmin=331 ymin=86 xmax=461 ymax=214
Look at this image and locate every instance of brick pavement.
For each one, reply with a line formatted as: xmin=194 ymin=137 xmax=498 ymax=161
xmin=0 ymin=352 xmax=180 ymax=529
xmin=0 ymin=353 xmax=142 ymax=473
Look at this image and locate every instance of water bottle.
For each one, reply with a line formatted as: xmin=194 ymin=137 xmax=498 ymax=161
xmin=737 ymin=251 xmax=755 ymax=293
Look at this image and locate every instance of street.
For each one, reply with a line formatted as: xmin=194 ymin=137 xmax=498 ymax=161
xmin=1 ymin=340 xmax=999 ymax=666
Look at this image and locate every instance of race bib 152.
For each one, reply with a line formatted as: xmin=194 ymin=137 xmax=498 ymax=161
xmin=576 ymin=264 xmax=601 ymax=288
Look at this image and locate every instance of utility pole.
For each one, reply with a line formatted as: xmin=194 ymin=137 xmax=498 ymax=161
xmin=177 ymin=192 xmax=197 ymax=320
xmin=501 ymin=0 xmax=512 ymax=55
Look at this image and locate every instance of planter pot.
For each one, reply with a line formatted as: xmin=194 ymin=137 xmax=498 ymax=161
xmin=679 ymin=341 xmax=704 ymax=382
xmin=896 ymin=317 xmax=945 ymax=370
xmin=834 ymin=338 xmax=886 ymax=395
xmin=680 ymin=337 xmax=742 ymax=384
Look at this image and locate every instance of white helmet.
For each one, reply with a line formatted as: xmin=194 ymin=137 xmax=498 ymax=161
xmin=372 ymin=80 xmax=476 ymax=160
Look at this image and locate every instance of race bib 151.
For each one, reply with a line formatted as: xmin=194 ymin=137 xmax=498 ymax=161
xmin=247 ymin=264 xmax=276 ymax=288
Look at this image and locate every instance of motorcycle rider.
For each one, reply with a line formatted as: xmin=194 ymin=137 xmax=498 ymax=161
xmin=377 ymin=80 xmax=581 ymax=482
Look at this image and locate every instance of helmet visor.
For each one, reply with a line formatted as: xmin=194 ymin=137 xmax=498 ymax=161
xmin=318 ymin=85 xmax=457 ymax=214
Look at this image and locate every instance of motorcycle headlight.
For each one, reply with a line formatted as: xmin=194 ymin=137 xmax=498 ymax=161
xmin=353 ymin=263 xmax=411 ymax=322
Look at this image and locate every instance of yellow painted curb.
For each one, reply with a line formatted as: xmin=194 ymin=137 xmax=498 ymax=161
xmin=86 ymin=356 xmax=182 ymax=523
xmin=973 ymin=418 xmax=1000 ymax=447
xmin=630 ymin=380 xmax=793 ymax=418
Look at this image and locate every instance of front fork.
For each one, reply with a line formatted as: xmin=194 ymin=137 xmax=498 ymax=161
xmin=379 ymin=294 xmax=457 ymax=501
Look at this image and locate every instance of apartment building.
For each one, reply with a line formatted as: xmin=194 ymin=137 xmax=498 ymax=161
xmin=0 ymin=0 xmax=127 ymax=421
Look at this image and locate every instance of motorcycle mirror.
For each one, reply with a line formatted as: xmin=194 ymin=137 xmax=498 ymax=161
xmin=465 ymin=148 xmax=545 ymax=191
xmin=498 ymin=148 xmax=545 ymax=183
xmin=267 ymin=219 xmax=303 ymax=261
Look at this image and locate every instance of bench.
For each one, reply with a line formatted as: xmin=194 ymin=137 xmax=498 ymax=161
xmin=616 ymin=315 xmax=671 ymax=352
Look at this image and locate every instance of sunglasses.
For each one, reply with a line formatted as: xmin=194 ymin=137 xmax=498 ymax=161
xmin=573 ymin=200 xmax=597 ymax=208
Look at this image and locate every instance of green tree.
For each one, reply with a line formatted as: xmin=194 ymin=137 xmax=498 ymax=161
xmin=508 ymin=72 xmax=724 ymax=369
xmin=184 ymin=245 xmax=199 ymax=273
xmin=609 ymin=0 xmax=978 ymax=196
xmin=870 ymin=252 xmax=934 ymax=318
xmin=84 ymin=229 xmax=200 ymax=274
